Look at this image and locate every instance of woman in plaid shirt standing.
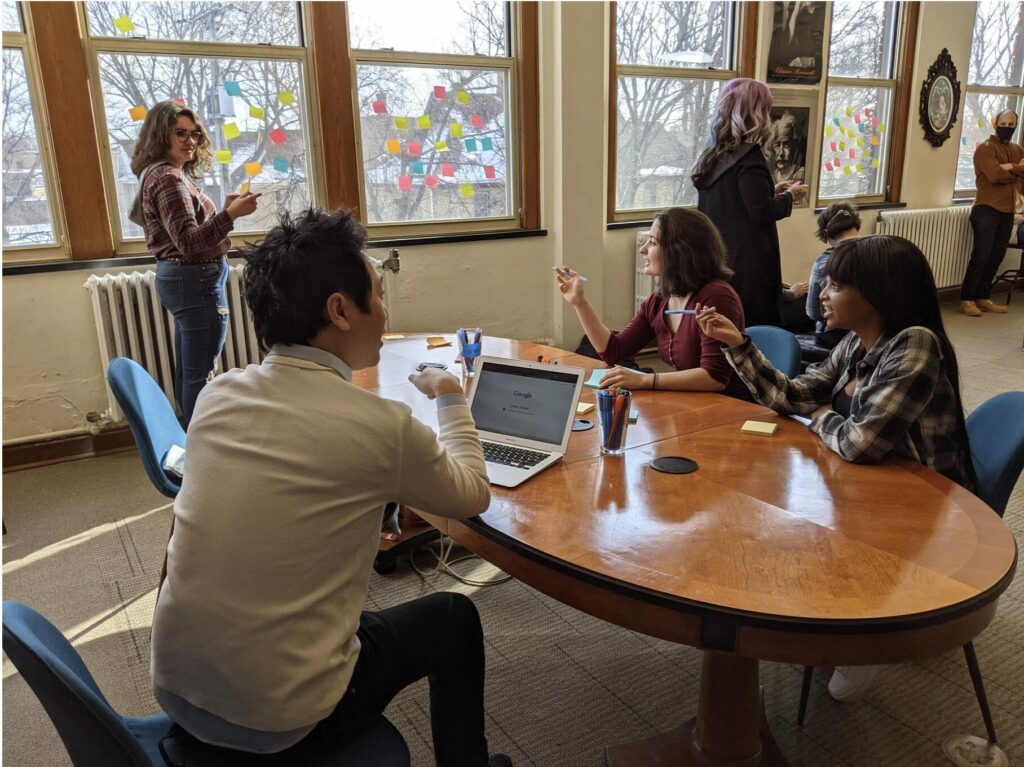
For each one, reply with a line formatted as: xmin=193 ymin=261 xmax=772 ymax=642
xmin=130 ymin=101 xmax=261 ymax=422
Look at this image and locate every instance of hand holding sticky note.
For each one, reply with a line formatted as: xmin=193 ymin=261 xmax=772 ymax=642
xmin=584 ymin=369 xmax=612 ymax=388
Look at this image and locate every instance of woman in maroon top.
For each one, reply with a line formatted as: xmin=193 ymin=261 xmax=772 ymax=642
xmin=555 ymin=207 xmax=748 ymax=398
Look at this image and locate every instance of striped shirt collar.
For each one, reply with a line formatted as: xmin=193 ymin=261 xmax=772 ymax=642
xmin=270 ymin=343 xmax=353 ymax=382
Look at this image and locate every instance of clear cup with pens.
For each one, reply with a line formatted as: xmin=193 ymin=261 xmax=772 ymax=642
xmin=596 ymin=388 xmax=631 ymax=455
xmin=457 ymin=327 xmax=482 ymax=377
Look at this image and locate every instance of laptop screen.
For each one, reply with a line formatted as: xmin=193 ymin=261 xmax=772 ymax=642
xmin=471 ymin=361 xmax=580 ymax=446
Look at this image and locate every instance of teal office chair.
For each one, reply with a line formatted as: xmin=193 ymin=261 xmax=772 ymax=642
xmin=798 ymin=391 xmax=1024 ymax=745
xmin=745 ymin=325 xmax=802 ymax=378
xmin=2 ymin=601 xmax=410 ymax=767
xmin=107 ymin=358 xmax=184 ymax=499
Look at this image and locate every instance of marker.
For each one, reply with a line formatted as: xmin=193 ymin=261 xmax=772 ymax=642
xmin=664 ymin=309 xmax=698 ymax=315
xmin=551 ymin=266 xmax=589 ymax=283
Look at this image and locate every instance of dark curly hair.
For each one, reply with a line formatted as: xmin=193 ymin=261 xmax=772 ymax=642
xmin=815 ymin=202 xmax=862 ymax=243
xmin=652 ymin=207 xmax=733 ymax=297
xmin=242 ymin=209 xmax=371 ymax=352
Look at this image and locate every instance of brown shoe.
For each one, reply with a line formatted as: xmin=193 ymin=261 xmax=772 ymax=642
xmin=960 ymin=300 xmax=982 ymax=317
xmin=976 ymin=299 xmax=1008 ymax=313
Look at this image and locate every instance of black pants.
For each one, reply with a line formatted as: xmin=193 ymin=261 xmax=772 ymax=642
xmin=962 ymin=205 xmax=1014 ymax=300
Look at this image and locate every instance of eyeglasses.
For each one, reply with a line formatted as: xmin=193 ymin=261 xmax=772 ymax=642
xmin=173 ymin=128 xmax=205 ymax=144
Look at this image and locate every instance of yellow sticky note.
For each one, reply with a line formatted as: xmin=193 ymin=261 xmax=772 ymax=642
xmin=825 ymin=126 xmax=833 ymax=137
xmin=382 ymin=333 xmax=406 ymax=340
xmin=848 ymin=128 xmax=857 ymax=138
xmin=426 ymin=336 xmax=451 ymax=348
xmin=459 ymin=184 xmax=475 ymax=198
xmin=978 ymin=117 xmax=985 ymax=128
xmin=417 ymin=115 xmax=432 ymax=130
xmin=215 ymin=149 xmax=232 ymax=163
xmin=872 ymin=158 xmax=880 ymax=168
xmin=843 ymin=166 xmax=853 ymax=175
xmin=239 ymin=181 xmax=250 ymax=195
xmin=222 ymin=122 xmax=240 ymax=141
xmin=386 ymin=139 xmax=401 ymax=154
xmin=435 ymin=140 xmax=449 ymax=152
xmin=576 ymin=402 xmax=595 ymax=415
xmin=456 ymin=90 xmax=471 ymax=105
xmin=249 ymin=105 xmax=265 ymax=120
xmin=113 ymin=15 xmax=135 ymax=33
xmin=741 ymin=420 xmax=777 ymax=436
xmin=839 ymin=141 xmax=846 ymax=151
xmin=394 ymin=116 xmax=409 ymax=130
xmin=128 ymin=105 xmax=147 ymax=122
xmin=871 ymin=135 xmax=879 ymax=146
xmin=845 ymin=106 xmax=853 ymax=117
xmin=277 ymin=90 xmax=295 ymax=106
xmin=855 ymin=138 xmax=862 ymax=148
xmin=856 ymin=163 xmax=863 ymax=172
xmin=244 ymin=161 xmax=262 ymax=177
xmin=450 ymin=123 xmax=463 ymax=138
xmin=878 ymin=122 xmax=886 ymax=133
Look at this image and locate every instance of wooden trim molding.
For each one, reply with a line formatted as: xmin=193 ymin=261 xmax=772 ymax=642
xmin=2 ymin=427 xmax=135 ymax=473
xmin=29 ymin=2 xmax=113 ymax=260
xmin=886 ymin=1 xmax=920 ymax=204
xmin=515 ymin=2 xmax=541 ymax=230
xmin=738 ymin=2 xmax=758 ymax=79
xmin=606 ymin=2 xmax=618 ymax=223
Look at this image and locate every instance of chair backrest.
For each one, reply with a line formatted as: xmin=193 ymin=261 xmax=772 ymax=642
xmin=965 ymin=391 xmax=1024 ymax=517
xmin=746 ymin=325 xmax=802 ymax=378
xmin=107 ymin=358 xmax=185 ymax=499
xmin=2 ymin=601 xmax=155 ymax=767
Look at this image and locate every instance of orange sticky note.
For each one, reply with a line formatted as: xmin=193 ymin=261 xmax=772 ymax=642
xmin=244 ymin=161 xmax=262 ymax=177
xmin=222 ymin=122 xmax=240 ymax=141
xmin=386 ymin=139 xmax=401 ymax=154
xmin=129 ymin=105 xmax=147 ymax=122
xmin=870 ymin=135 xmax=879 ymax=146
xmin=426 ymin=336 xmax=451 ymax=348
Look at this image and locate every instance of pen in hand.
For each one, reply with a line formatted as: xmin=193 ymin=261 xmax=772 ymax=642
xmin=664 ymin=309 xmax=698 ymax=315
xmin=551 ymin=266 xmax=589 ymax=283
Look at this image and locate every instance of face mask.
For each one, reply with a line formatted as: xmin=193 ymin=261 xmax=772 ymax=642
xmin=996 ymin=125 xmax=1016 ymax=142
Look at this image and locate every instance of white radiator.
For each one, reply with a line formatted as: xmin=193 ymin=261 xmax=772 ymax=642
xmin=634 ymin=229 xmax=655 ymax=311
xmin=875 ymin=206 xmax=973 ymax=289
xmin=83 ymin=264 xmax=261 ymax=423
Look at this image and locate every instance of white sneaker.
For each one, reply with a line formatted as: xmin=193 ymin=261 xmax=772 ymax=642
xmin=828 ymin=665 xmax=881 ymax=702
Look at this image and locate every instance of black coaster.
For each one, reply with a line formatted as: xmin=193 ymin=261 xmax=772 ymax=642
xmin=572 ymin=418 xmax=594 ymax=432
xmin=649 ymin=456 xmax=698 ymax=474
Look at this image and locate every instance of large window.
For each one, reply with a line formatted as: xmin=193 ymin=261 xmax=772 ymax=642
xmin=83 ymin=1 xmax=316 ymax=251
xmin=2 ymin=1 xmax=64 ymax=258
xmin=348 ymin=1 xmax=516 ymax=231
xmin=612 ymin=1 xmax=741 ymax=216
xmin=955 ymin=0 xmax=1024 ymax=194
xmin=817 ymin=0 xmax=901 ymax=202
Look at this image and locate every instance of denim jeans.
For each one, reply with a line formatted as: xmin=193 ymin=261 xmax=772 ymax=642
xmin=963 ymin=205 xmax=1014 ymax=300
xmin=155 ymin=259 xmax=229 ymax=422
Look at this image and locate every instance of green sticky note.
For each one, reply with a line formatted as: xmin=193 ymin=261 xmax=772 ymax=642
xmin=222 ymin=122 xmax=240 ymax=141
xmin=410 ymin=160 xmax=425 ymax=175
xmin=481 ymin=137 xmax=493 ymax=151
xmin=224 ymin=81 xmax=242 ymax=97
xmin=465 ymin=138 xmax=478 ymax=152
xmin=273 ymin=157 xmax=289 ymax=172
xmin=215 ymin=149 xmax=233 ymax=163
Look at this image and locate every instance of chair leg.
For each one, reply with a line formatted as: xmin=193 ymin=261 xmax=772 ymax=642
xmin=962 ymin=642 xmax=997 ymax=744
xmin=797 ymin=665 xmax=814 ymax=726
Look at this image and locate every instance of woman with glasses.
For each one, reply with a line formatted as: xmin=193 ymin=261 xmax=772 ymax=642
xmin=130 ymin=101 xmax=260 ymax=422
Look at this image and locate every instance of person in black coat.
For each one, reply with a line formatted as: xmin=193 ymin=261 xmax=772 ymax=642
xmin=693 ymin=78 xmax=807 ymax=327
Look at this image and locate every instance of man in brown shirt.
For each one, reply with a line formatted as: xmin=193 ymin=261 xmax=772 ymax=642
xmin=962 ymin=110 xmax=1024 ymax=315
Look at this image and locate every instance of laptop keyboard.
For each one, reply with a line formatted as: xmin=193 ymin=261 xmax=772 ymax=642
xmin=482 ymin=441 xmax=549 ymax=469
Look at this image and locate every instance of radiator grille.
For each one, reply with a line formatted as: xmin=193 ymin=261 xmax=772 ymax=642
xmin=83 ymin=264 xmax=261 ymax=422
xmin=875 ymin=206 xmax=973 ymax=289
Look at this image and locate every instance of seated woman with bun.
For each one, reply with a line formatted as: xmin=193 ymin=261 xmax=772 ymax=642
xmin=807 ymin=202 xmax=861 ymax=349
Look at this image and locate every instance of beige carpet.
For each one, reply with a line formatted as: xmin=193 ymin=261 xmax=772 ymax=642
xmin=3 ymin=302 xmax=1023 ymax=767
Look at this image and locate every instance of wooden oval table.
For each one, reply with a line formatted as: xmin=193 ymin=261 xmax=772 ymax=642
xmin=368 ymin=334 xmax=1018 ymax=766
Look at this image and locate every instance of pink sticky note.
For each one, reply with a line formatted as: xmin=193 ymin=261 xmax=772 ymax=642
xmin=433 ymin=85 xmax=447 ymax=99
xmin=441 ymin=163 xmax=455 ymax=177
xmin=470 ymin=114 xmax=484 ymax=128
xmin=825 ymin=161 xmax=834 ymax=171
xmin=398 ymin=175 xmax=412 ymax=191
xmin=174 ymin=97 xmax=186 ymax=105
xmin=834 ymin=157 xmax=841 ymax=167
xmin=848 ymin=148 xmax=856 ymax=159
xmin=408 ymin=141 xmax=422 ymax=157
xmin=484 ymin=165 xmax=496 ymax=179
xmin=269 ymin=128 xmax=287 ymax=145
xmin=853 ymin=113 xmax=861 ymax=123
xmin=425 ymin=174 xmax=439 ymax=189
xmin=872 ymin=116 xmax=879 ymax=128
xmin=372 ymin=100 xmax=387 ymax=114
xmin=830 ymin=142 xmax=837 ymax=152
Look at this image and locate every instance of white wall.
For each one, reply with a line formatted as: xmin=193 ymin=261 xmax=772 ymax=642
xmin=0 ymin=2 xmax=995 ymax=443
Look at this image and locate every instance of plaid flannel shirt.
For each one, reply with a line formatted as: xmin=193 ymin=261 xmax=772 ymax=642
xmin=142 ymin=165 xmax=233 ymax=263
xmin=724 ymin=327 xmax=972 ymax=488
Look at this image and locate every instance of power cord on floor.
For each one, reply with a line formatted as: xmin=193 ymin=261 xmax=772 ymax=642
xmin=411 ymin=533 xmax=512 ymax=587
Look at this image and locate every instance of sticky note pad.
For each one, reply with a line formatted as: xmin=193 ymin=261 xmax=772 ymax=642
xmin=239 ymin=181 xmax=250 ymax=195
xmin=222 ymin=122 xmax=240 ymax=141
xmin=244 ymin=161 xmax=262 ymax=177
xmin=741 ymin=420 xmax=777 ymax=436
xmin=628 ymin=409 xmax=639 ymax=423
xmin=249 ymin=105 xmax=265 ymax=120
xmin=426 ymin=336 xmax=451 ymax=348
xmin=215 ymin=149 xmax=232 ymax=164
xmin=382 ymin=334 xmax=405 ymax=340
xmin=584 ymin=369 xmax=611 ymax=388
xmin=576 ymin=402 xmax=595 ymax=415
xmin=113 ymin=15 xmax=136 ymax=33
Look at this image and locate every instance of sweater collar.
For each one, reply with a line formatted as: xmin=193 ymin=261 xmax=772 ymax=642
xmin=270 ymin=343 xmax=353 ymax=381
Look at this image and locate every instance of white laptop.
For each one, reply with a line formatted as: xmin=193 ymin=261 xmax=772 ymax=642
xmin=467 ymin=356 xmax=586 ymax=488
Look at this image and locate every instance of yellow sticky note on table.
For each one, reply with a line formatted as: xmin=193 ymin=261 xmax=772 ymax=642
xmin=129 ymin=105 xmax=147 ymax=122
xmin=417 ymin=115 xmax=432 ymax=130
xmin=222 ymin=122 xmax=240 ymax=141
xmin=249 ymin=105 xmax=265 ymax=120
xmin=244 ymin=161 xmax=262 ymax=177
xmin=456 ymin=90 xmax=471 ymax=105
xmin=576 ymin=402 xmax=595 ymax=415
xmin=459 ymin=184 xmax=475 ymax=198
xmin=394 ymin=116 xmax=409 ymax=130
xmin=277 ymin=90 xmax=295 ymax=106
xmin=426 ymin=336 xmax=451 ymax=348
xmin=741 ymin=420 xmax=777 ymax=436
xmin=386 ymin=139 xmax=401 ymax=154
xmin=382 ymin=333 xmax=406 ymax=340
xmin=113 ymin=15 xmax=135 ymax=33
xmin=215 ymin=149 xmax=232 ymax=163
xmin=450 ymin=123 xmax=463 ymax=138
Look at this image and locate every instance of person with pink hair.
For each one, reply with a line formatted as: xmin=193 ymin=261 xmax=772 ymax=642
xmin=693 ymin=78 xmax=807 ymax=327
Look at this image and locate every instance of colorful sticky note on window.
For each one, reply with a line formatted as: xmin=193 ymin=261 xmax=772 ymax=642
xmin=173 ymin=97 xmax=186 ymax=105
xmin=853 ymin=113 xmax=861 ymax=123
xmin=425 ymin=174 xmax=439 ymax=189
xmin=372 ymin=100 xmax=387 ymax=114
xmin=434 ymin=85 xmax=447 ymax=99
xmin=224 ymin=81 xmax=242 ymax=97
xmin=245 ymin=161 xmax=262 ymax=177
xmin=128 ymin=105 xmax=147 ymax=122
xmin=978 ymin=117 xmax=985 ymax=128
xmin=277 ymin=90 xmax=295 ymax=106
xmin=825 ymin=161 xmax=834 ymax=172
xmin=435 ymin=140 xmax=449 ymax=152
xmin=459 ymin=183 xmax=475 ymax=198
xmin=410 ymin=161 xmax=425 ymax=175
xmin=417 ymin=115 xmax=432 ymax=130
xmin=249 ymin=105 xmax=265 ymax=120
xmin=481 ymin=137 xmax=493 ymax=151
xmin=830 ymin=142 xmax=837 ymax=152
xmin=856 ymin=137 xmax=863 ymax=148
xmin=845 ymin=106 xmax=853 ymax=117
xmin=856 ymin=163 xmax=863 ymax=172
xmin=398 ymin=175 xmax=412 ymax=191
xmin=386 ymin=139 xmax=401 ymax=155
xmin=878 ymin=122 xmax=886 ymax=133
xmin=465 ymin=138 xmax=478 ymax=152
xmin=456 ymin=90 xmax=471 ymax=105
xmin=848 ymin=148 xmax=856 ymax=159
xmin=833 ymin=117 xmax=841 ymax=126
xmin=408 ymin=141 xmax=422 ymax=156
xmin=470 ymin=114 xmax=484 ymax=128
xmin=872 ymin=158 xmax=880 ymax=168
xmin=268 ymin=127 xmax=287 ymax=145
xmin=484 ymin=165 xmax=495 ymax=179
xmin=834 ymin=157 xmax=841 ymax=167
xmin=222 ymin=122 xmax=241 ymax=141
xmin=839 ymin=141 xmax=846 ymax=150
xmin=871 ymin=135 xmax=880 ymax=146
xmin=857 ymin=123 xmax=865 ymax=133
xmin=273 ymin=157 xmax=289 ymax=172
xmin=962 ymin=136 xmax=969 ymax=145
xmin=113 ymin=15 xmax=135 ymax=33
xmin=441 ymin=163 xmax=455 ymax=177
xmin=843 ymin=166 xmax=853 ymax=176
xmin=872 ymin=116 xmax=879 ymax=128
xmin=825 ymin=126 xmax=833 ymax=137
xmin=450 ymin=123 xmax=463 ymax=138
xmin=215 ymin=149 xmax=232 ymax=164
xmin=394 ymin=116 xmax=409 ymax=130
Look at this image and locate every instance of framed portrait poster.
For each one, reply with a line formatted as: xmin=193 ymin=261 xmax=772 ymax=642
xmin=767 ymin=1 xmax=826 ymax=84
xmin=919 ymin=49 xmax=961 ymax=147
xmin=765 ymin=89 xmax=818 ymax=208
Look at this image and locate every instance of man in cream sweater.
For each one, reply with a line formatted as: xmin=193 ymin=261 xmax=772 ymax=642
xmin=150 ymin=208 xmax=511 ymax=766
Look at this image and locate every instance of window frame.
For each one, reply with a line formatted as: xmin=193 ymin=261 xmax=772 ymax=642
xmin=607 ymin=1 xmax=757 ymax=223
xmin=2 ymin=2 xmax=69 ymax=264
xmin=80 ymin=2 xmax=325 ymax=256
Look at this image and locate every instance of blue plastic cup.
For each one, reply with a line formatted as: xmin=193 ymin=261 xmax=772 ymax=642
xmin=457 ymin=327 xmax=483 ymax=377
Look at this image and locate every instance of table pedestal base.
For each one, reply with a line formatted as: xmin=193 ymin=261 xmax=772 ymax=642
xmin=606 ymin=651 xmax=788 ymax=766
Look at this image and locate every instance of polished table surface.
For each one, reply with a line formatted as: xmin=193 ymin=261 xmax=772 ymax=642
xmin=364 ymin=334 xmax=1018 ymax=765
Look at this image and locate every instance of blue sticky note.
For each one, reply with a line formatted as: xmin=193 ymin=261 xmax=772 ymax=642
xmin=481 ymin=137 xmax=493 ymax=151
xmin=224 ymin=81 xmax=242 ymax=97
xmin=410 ymin=160 xmax=425 ymax=175
xmin=628 ymin=409 xmax=639 ymax=423
xmin=465 ymin=138 xmax=478 ymax=152
xmin=584 ymin=369 xmax=611 ymax=388
xmin=273 ymin=157 xmax=289 ymax=172
xmin=857 ymin=123 xmax=865 ymax=133
xmin=832 ymin=117 xmax=841 ymax=126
